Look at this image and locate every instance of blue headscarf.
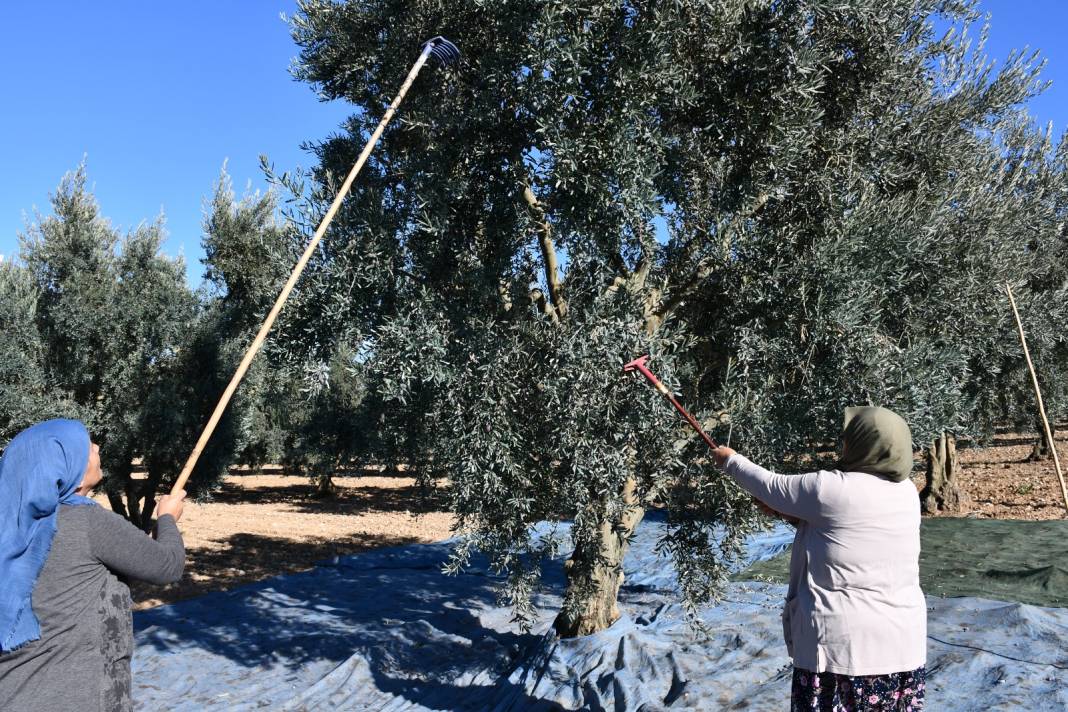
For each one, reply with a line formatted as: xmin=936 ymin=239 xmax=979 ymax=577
xmin=0 ymin=419 xmax=97 ymax=652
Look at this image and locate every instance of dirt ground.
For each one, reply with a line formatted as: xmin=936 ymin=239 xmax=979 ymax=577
xmin=908 ymin=430 xmax=1068 ymax=521
xmin=101 ymin=430 xmax=1065 ymax=611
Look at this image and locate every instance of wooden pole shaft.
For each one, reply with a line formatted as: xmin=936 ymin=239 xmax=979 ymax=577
xmin=1005 ymin=284 xmax=1068 ymax=515
xmin=170 ymin=46 xmax=434 ymax=495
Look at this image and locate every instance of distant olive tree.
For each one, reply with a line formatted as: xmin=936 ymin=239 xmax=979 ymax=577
xmin=288 ymin=0 xmax=1065 ymax=635
xmin=280 ymin=343 xmax=374 ymax=496
xmin=17 ymin=166 xmax=242 ymax=526
xmin=0 ymin=260 xmax=82 ymax=442
xmin=201 ymin=167 xmax=390 ymax=493
xmin=197 ymin=169 xmax=348 ymax=481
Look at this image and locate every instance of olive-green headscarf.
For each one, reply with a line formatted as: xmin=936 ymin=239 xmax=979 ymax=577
xmin=836 ymin=406 xmax=914 ymax=482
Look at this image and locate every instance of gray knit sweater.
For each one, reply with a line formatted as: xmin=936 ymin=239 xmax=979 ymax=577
xmin=0 ymin=505 xmax=184 ymax=712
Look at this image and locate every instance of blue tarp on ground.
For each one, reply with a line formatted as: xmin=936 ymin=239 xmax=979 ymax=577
xmin=133 ymin=515 xmax=1068 ymax=710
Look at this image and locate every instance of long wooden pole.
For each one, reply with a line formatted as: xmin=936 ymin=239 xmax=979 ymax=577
xmin=170 ymin=45 xmax=435 ymax=495
xmin=1005 ymin=284 xmax=1068 ymax=515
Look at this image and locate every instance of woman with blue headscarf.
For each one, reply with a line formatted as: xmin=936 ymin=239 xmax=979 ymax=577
xmin=0 ymin=419 xmax=186 ymax=712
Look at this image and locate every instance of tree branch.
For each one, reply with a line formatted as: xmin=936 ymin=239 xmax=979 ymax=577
xmin=646 ymin=192 xmax=769 ymax=332
xmin=529 ymin=288 xmax=558 ymax=323
xmin=670 ymin=411 xmax=730 ymax=454
xmin=604 ymin=274 xmax=628 ymax=296
xmin=631 ymin=219 xmax=658 ymax=291
xmin=610 ymin=252 xmax=631 ymax=280
xmin=645 ymin=258 xmax=715 ymax=332
xmin=523 ymin=185 xmax=567 ymax=320
xmin=499 ymin=279 xmax=513 ymax=313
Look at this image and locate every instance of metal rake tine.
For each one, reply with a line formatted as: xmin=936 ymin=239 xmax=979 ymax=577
xmin=423 ymin=36 xmax=460 ymax=66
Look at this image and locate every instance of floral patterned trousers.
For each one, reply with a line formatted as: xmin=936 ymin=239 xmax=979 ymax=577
xmin=790 ymin=666 xmax=926 ymax=711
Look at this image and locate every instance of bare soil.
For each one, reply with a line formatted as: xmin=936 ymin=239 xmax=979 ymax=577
xmin=908 ymin=430 xmax=1068 ymax=521
xmin=98 ymin=431 xmax=1065 ymax=611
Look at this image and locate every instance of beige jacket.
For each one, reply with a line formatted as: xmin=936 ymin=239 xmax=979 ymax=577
xmin=725 ymin=454 xmax=926 ymax=676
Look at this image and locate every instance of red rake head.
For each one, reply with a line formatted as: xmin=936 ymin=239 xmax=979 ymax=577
xmin=623 ymin=355 xmax=662 ymax=389
xmin=622 ymin=353 xmax=718 ymax=450
xmin=623 ymin=355 xmax=650 ymax=373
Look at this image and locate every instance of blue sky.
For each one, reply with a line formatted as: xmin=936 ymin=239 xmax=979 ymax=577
xmin=2 ymin=1 xmax=1066 ymax=285
xmin=0 ymin=2 xmax=350 ymax=281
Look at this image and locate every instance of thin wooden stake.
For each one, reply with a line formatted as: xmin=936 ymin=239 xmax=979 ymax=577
xmin=1005 ymin=284 xmax=1068 ymax=515
xmin=169 ymin=43 xmax=439 ymax=496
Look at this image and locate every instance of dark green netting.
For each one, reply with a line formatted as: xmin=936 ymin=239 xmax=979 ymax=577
xmin=734 ymin=518 xmax=1068 ymax=608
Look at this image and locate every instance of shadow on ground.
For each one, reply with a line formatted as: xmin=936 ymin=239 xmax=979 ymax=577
xmin=201 ymin=478 xmax=447 ymax=514
xmin=134 ymin=540 xmax=560 ymax=710
xmin=132 ymin=515 xmax=1068 ymax=711
xmin=132 ymin=531 xmax=420 ymax=607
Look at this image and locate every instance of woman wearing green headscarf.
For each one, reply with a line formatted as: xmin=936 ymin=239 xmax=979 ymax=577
xmin=712 ymin=407 xmax=926 ymax=712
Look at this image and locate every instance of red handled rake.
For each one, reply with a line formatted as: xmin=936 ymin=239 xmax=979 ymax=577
xmin=623 ymin=355 xmax=717 ymax=451
xmin=626 ymin=356 xmax=801 ymax=523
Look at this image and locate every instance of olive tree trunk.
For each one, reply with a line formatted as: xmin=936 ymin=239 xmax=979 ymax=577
xmin=921 ymin=433 xmax=961 ymax=513
xmin=138 ymin=470 xmax=163 ymax=530
xmin=1029 ymin=417 xmax=1053 ymax=461
xmin=313 ymin=456 xmax=342 ymax=499
xmin=314 ymin=472 xmax=337 ymax=498
xmin=106 ymin=490 xmax=129 ymax=519
xmin=553 ymin=478 xmax=645 ymax=638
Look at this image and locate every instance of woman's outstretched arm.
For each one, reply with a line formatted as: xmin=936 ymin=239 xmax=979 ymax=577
xmin=87 ymin=502 xmax=186 ymax=585
xmin=712 ymin=446 xmax=828 ymax=522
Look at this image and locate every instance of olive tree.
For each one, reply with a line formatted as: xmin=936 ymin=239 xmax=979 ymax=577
xmin=198 ymin=169 xmax=370 ymax=490
xmin=288 ymin=0 xmax=1063 ymax=635
xmin=18 ymin=167 xmax=242 ymax=526
xmin=200 ymin=170 xmax=299 ymax=469
xmin=0 ymin=260 xmax=82 ymax=442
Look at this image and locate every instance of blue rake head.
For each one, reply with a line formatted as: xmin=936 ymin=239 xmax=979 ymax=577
xmin=423 ymin=36 xmax=460 ymax=66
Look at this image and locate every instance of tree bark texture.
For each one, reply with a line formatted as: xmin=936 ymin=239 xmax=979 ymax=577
xmin=921 ymin=433 xmax=961 ymax=513
xmin=553 ymin=479 xmax=645 ymax=638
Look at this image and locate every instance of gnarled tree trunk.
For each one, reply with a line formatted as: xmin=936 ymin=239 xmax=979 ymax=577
xmin=553 ymin=478 xmax=645 ymax=638
xmin=314 ymin=472 xmax=337 ymax=499
xmin=138 ymin=470 xmax=163 ymax=530
xmin=921 ymin=433 xmax=960 ymax=513
xmin=1029 ymin=417 xmax=1053 ymax=461
xmin=313 ymin=456 xmax=342 ymax=499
